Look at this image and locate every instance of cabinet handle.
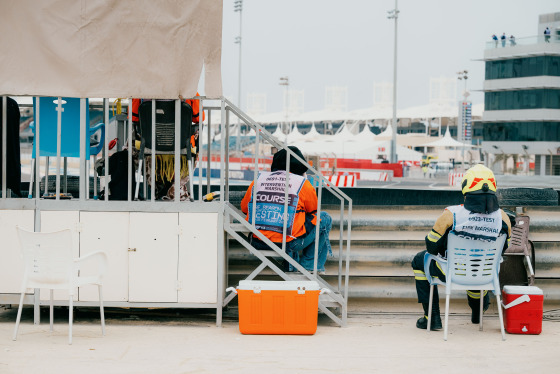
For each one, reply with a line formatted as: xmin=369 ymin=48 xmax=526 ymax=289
xmin=128 ymin=248 xmax=137 ymax=252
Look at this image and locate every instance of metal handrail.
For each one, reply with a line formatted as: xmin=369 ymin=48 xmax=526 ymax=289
xmin=216 ymin=97 xmax=352 ymax=313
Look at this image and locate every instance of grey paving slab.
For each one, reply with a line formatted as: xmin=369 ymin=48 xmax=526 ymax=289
xmin=1 ymin=305 xmax=559 ymax=374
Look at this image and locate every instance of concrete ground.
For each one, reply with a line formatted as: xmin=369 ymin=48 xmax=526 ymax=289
xmin=1 ymin=303 xmax=560 ymax=374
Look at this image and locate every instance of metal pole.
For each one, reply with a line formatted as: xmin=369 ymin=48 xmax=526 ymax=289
xmin=104 ymin=98 xmax=109 ymax=202
xmin=174 ymin=99 xmax=181 ymax=203
xmin=198 ymin=97 xmax=203 ymax=201
xmin=238 ymin=4 xmax=243 ymax=113
xmin=1 ymin=96 xmax=6 ymax=198
xmin=389 ymin=0 xmax=399 ymax=163
xmin=281 ymin=153 xmax=291 ymax=255
xmin=55 ymin=97 xmax=62 ymax=200
xmin=207 ymin=110 xmax=212 ymax=193
xmin=151 ymin=100 xmax=156 ymax=201
xmin=225 ymin=109 xmax=230 ymax=201
xmin=279 ymin=77 xmax=289 ymax=136
xmin=219 ymin=100 xmax=226 ymax=199
xmin=313 ymin=178 xmax=323 ymax=276
xmin=80 ymin=99 xmax=87 ymax=200
xmin=234 ymin=0 xmax=243 ymax=155
xmin=35 ymin=98 xmax=41 ymax=200
xmin=127 ymin=99 xmax=133 ymax=201
xmin=251 ymin=131 xmax=259 ymax=226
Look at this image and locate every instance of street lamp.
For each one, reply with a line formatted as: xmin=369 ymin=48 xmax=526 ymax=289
xmin=387 ymin=0 xmax=399 ymax=163
xmin=234 ymin=0 xmax=243 ymax=153
xmin=279 ymin=76 xmax=289 ymax=135
xmin=234 ymin=0 xmax=243 ymax=110
xmin=457 ymin=70 xmax=470 ymax=168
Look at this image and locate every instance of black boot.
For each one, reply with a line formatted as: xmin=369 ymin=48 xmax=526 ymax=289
xmin=416 ymin=302 xmax=442 ymax=330
xmin=469 ymin=292 xmax=490 ymax=324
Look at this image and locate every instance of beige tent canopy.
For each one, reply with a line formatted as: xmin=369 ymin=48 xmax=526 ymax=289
xmin=0 ymin=0 xmax=223 ymax=98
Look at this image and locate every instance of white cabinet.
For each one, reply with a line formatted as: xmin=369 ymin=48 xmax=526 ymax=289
xmin=0 ymin=208 xmax=222 ymax=308
xmin=128 ymin=212 xmax=179 ymax=302
xmin=0 ymin=210 xmax=34 ymax=294
xmin=178 ymin=213 xmax=218 ymax=303
xmin=79 ymin=212 xmax=129 ymax=302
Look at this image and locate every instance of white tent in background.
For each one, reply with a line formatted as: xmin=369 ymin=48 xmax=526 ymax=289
xmin=292 ymin=136 xmax=423 ymax=163
xmin=420 ymin=127 xmax=476 ymax=148
xmin=332 ymin=124 xmax=356 ymax=142
xmin=377 ymin=124 xmax=393 ymax=139
xmin=357 ymin=125 xmax=377 ymax=142
xmin=271 ymin=125 xmax=286 ymax=143
xmin=294 ymin=139 xmax=371 ymax=159
xmin=286 ymin=125 xmax=305 ymax=143
xmin=396 ymin=145 xmax=423 ymax=162
xmin=351 ymin=140 xmax=422 ymax=163
xmin=246 ymin=127 xmax=256 ymax=136
xmin=302 ymin=123 xmax=324 ymax=141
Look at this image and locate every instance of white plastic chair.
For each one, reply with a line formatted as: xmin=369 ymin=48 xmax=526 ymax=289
xmin=424 ymin=232 xmax=507 ymax=341
xmin=13 ymin=227 xmax=108 ymax=344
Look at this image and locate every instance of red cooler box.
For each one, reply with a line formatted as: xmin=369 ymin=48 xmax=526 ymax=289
xmin=502 ymin=285 xmax=543 ymax=335
xmin=236 ymin=280 xmax=321 ymax=335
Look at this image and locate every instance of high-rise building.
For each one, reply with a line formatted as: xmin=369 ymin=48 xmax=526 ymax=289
xmin=481 ymin=12 xmax=560 ymax=175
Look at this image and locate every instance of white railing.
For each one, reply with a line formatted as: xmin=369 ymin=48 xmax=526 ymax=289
xmin=1 ymin=95 xmax=353 ymax=325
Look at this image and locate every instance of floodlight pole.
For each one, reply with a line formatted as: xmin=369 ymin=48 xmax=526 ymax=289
xmin=388 ymin=0 xmax=399 ymax=163
xmin=234 ymin=0 xmax=243 ymax=154
xmin=279 ymin=76 xmax=290 ymax=139
xmin=457 ymin=70 xmax=469 ymax=170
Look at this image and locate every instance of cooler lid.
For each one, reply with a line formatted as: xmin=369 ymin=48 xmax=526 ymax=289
xmin=503 ymin=285 xmax=543 ymax=295
xmin=238 ymin=280 xmax=320 ymax=291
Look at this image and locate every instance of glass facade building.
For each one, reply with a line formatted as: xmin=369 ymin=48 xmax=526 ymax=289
xmin=485 ymin=56 xmax=560 ymax=80
xmin=482 ymin=23 xmax=560 ymax=175
xmin=483 ymin=121 xmax=560 ymax=141
xmin=485 ymin=89 xmax=560 ymax=111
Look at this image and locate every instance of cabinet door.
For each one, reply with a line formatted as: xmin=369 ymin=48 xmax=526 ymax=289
xmin=128 ymin=212 xmax=178 ymax=302
xmin=40 ymin=210 xmax=80 ymax=301
xmin=79 ymin=212 xmax=129 ymax=302
xmin=177 ymin=213 xmax=218 ymax=303
xmin=0 ymin=210 xmax=35 ymax=294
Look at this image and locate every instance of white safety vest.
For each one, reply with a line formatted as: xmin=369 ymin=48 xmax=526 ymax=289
xmin=248 ymin=171 xmax=306 ymax=236
xmin=446 ymin=205 xmax=502 ymax=241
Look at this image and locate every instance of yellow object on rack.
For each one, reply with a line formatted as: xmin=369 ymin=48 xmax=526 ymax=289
xmin=151 ymin=155 xmax=189 ymax=182
xmin=113 ymin=98 xmax=124 ymax=116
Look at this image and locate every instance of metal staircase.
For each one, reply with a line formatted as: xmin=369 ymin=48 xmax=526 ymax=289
xmin=211 ymin=99 xmax=352 ymax=327
xmin=223 ymin=203 xmax=349 ymax=326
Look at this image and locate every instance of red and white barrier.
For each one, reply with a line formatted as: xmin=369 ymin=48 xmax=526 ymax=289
xmin=360 ymin=171 xmax=390 ymax=182
xmin=449 ymin=172 xmax=465 ymax=187
xmin=327 ymin=175 xmax=356 ymax=187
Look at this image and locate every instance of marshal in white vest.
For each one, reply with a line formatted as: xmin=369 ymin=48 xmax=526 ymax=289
xmin=248 ymin=171 xmax=306 ymax=237
xmin=446 ymin=205 xmax=502 ymax=241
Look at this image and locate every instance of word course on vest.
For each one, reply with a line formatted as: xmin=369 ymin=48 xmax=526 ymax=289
xmin=248 ymin=171 xmax=306 ymax=236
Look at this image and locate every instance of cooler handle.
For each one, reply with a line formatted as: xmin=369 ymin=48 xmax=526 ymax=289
xmin=502 ymin=294 xmax=530 ymax=309
xmin=320 ymin=288 xmax=330 ymax=295
xmin=225 ymin=287 xmax=237 ymax=294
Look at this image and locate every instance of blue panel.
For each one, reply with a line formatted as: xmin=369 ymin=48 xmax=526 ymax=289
xmin=32 ymin=97 xmax=90 ymax=158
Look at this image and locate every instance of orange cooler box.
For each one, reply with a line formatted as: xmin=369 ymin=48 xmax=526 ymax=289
xmin=502 ymin=285 xmax=543 ymax=335
xmin=237 ymin=280 xmax=321 ymax=335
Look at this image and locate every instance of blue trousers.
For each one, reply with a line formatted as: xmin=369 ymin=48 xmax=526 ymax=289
xmin=252 ymin=212 xmax=332 ymax=272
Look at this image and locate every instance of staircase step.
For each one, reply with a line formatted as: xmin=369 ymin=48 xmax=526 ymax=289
xmin=229 ymin=223 xmax=251 ymax=233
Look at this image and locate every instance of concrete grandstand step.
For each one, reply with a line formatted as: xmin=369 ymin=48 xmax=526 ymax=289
xmin=227 ymin=205 xmax=560 ymax=303
xmin=228 ymin=236 xmax=560 ymax=278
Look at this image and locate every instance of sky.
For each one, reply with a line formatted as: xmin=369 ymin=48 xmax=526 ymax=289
xmin=219 ymin=0 xmax=559 ymax=114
